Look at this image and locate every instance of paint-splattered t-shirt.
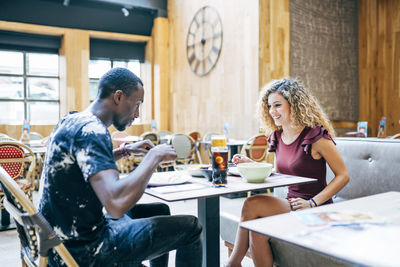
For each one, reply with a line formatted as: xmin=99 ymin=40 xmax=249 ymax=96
xmin=39 ymin=111 xmax=117 ymax=244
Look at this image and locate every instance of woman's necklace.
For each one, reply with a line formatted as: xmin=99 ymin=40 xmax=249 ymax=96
xmin=281 ymin=127 xmax=304 ymax=144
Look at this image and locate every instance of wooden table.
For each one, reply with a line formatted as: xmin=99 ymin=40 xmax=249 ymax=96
xmin=145 ymin=172 xmax=316 ymax=267
xmin=241 ymin=191 xmax=400 ymax=267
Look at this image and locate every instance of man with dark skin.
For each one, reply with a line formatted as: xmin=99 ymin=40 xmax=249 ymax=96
xmin=39 ymin=68 xmax=202 ymax=266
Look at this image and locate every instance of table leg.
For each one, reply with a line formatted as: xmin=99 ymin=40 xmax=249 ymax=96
xmin=0 ymin=208 xmax=16 ymax=231
xmin=198 ymin=197 xmax=220 ymax=267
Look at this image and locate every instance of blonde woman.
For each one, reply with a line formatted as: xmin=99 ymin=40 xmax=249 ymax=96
xmin=226 ymin=78 xmax=349 ymax=267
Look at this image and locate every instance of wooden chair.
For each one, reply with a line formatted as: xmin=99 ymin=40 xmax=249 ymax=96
xmin=188 ymin=131 xmax=202 ymax=164
xmin=0 ymin=141 xmax=36 ymax=210
xmin=0 ymin=133 xmax=16 ymax=142
xmin=241 ymin=134 xmax=272 ymax=163
xmin=140 ymin=132 xmax=160 ymax=145
xmin=170 ymin=133 xmax=194 ymax=165
xmin=0 ymin=166 xmax=78 ymax=267
xmin=111 ymin=131 xmax=139 ymax=175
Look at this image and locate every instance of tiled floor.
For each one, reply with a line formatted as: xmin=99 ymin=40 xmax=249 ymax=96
xmin=0 ymin=193 xmax=254 ymax=266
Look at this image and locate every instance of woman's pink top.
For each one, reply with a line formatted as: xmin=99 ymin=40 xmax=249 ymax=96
xmin=268 ymin=125 xmax=334 ymax=204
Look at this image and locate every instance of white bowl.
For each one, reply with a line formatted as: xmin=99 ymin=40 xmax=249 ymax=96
xmin=237 ymin=162 xmax=273 ymax=183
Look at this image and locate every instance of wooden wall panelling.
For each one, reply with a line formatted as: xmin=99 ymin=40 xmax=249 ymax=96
xmin=358 ymin=0 xmax=377 ymax=133
xmin=59 ymin=29 xmax=90 ymax=116
xmin=168 ymin=0 xmax=260 ymax=140
xmin=0 ymin=20 xmax=65 ymax=35
xmin=151 ymin=17 xmax=169 ymax=131
xmin=359 ymin=0 xmax=400 ymax=136
xmin=0 ymin=125 xmax=55 ymax=140
xmin=259 ymin=0 xmax=290 ymax=88
xmin=387 ymin=0 xmax=400 ymax=135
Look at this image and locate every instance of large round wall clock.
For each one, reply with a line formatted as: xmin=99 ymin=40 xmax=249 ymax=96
xmin=186 ymin=6 xmax=223 ymax=77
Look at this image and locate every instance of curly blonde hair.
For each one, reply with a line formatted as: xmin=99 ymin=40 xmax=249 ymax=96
xmin=257 ymin=78 xmax=335 ymax=137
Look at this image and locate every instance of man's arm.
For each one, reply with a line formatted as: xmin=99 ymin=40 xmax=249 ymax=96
xmin=90 ymin=144 xmax=176 ymax=219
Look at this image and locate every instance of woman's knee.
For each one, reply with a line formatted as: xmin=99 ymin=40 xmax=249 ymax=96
xmin=241 ymin=195 xmax=276 ymax=220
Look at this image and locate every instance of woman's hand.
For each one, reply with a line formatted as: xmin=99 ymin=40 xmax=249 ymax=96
xmin=232 ymin=154 xmax=253 ymax=165
xmin=125 ymin=140 xmax=154 ymax=155
xmin=288 ymin=198 xmax=312 ymax=210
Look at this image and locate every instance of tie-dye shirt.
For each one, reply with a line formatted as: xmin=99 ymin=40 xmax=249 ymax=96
xmin=39 ymin=111 xmax=117 ymax=244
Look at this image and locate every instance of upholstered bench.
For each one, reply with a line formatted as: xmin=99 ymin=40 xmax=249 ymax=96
xmin=220 ymin=137 xmax=400 ymax=266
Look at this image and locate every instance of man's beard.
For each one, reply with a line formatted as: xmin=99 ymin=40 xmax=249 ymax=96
xmin=114 ymin=119 xmax=127 ymax=132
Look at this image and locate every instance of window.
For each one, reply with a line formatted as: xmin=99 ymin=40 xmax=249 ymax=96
xmin=0 ymin=50 xmax=60 ymax=125
xmin=89 ymin=59 xmax=143 ymax=122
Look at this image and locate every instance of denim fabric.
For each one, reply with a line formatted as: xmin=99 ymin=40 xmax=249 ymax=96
xmin=48 ymin=203 xmax=202 ymax=267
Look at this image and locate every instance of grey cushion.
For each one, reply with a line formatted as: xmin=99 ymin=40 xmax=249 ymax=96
xmin=327 ymin=138 xmax=400 ymax=199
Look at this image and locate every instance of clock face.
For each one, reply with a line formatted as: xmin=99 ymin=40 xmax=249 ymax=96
xmin=186 ymin=6 xmax=223 ymax=76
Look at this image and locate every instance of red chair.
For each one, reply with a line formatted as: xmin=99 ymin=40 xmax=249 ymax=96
xmin=241 ymin=134 xmax=270 ymax=162
xmin=188 ymin=131 xmax=202 ymax=164
xmin=0 ymin=141 xmax=36 ymax=209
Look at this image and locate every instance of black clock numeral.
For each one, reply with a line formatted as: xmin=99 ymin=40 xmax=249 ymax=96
xmin=207 ymin=56 xmax=213 ymax=66
xmin=194 ymin=60 xmax=200 ymax=73
xmin=193 ymin=17 xmax=199 ymax=28
xmin=212 ymin=32 xmax=222 ymax=39
xmin=188 ymin=53 xmax=196 ymax=65
xmin=187 ymin=43 xmax=195 ymax=50
xmin=212 ymin=46 xmax=220 ymax=54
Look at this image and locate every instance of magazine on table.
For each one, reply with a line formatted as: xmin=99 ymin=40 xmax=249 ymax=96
xmin=295 ymin=210 xmax=387 ymax=227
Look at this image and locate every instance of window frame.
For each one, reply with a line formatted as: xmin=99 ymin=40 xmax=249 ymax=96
xmin=0 ymin=49 xmax=60 ymax=124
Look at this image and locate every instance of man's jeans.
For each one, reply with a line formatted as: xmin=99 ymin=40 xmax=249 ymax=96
xmin=50 ymin=203 xmax=202 ymax=267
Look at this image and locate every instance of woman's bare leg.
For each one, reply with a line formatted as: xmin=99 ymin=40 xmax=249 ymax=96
xmin=225 ymin=195 xmax=291 ymax=267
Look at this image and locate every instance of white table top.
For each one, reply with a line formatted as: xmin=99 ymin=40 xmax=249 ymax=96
xmin=31 ymin=146 xmax=47 ymax=154
xmin=145 ymin=172 xmax=316 ymax=202
xmin=241 ymin=191 xmax=400 ymax=267
xmin=113 ymin=135 xmax=140 ymax=142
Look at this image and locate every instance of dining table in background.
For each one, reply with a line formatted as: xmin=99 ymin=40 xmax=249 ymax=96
xmin=200 ymin=139 xmax=247 ymax=161
xmin=112 ymin=135 xmax=140 ymax=143
xmin=241 ymin=191 xmax=400 ymax=267
xmin=144 ymin=172 xmax=317 ymax=267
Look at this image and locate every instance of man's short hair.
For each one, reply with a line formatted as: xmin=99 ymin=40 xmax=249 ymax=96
xmin=97 ymin=68 xmax=143 ymax=99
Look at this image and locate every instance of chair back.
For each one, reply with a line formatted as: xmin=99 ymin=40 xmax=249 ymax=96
xmin=0 ymin=166 xmax=78 ymax=267
xmin=188 ymin=131 xmax=201 ymax=142
xmin=0 ymin=133 xmax=16 ymax=142
xmin=111 ymin=131 xmax=128 ymax=148
xmin=188 ymin=131 xmax=202 ymax=164
xmin=170 ymin=134 xmax=193 ymax=163
xmin=0 ymin=141 xmax=35 ymax=181
xmin=140 ymin=132 xmax=160 ymax=145
xmin=0 ymin=141 xmax=36 ymax=209
xmin=241 ymin=134 xmax=269 ymax=162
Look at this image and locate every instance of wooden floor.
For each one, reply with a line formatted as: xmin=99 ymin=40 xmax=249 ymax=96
xmin=0 ymin=192 xmax=254 ymax=266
